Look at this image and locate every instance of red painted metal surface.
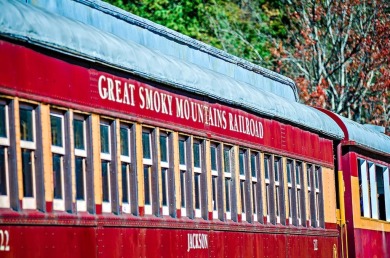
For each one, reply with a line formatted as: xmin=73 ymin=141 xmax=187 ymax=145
xmin=0 ymin=224 xmax=338 ymax=258
xmin=0 ymin=39 xmax=341 ymax=258
xmin=353 ymin=228 xmax=390 ymax=258
xmin=340 ymin=149 xmax=390 ymax=258
xmin=0 ymin=40 xmax=333 ymax=166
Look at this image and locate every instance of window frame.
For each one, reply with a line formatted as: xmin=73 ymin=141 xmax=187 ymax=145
xmin=160 ymin=131 xmax=170 ymax=216
xmin=74 ymin=114 xmax=88 ymax=212
xmin=314 ymin=166 xmax=321 ymax=227
xmin=50 ymin=111 xmax=66 ymax=211
xmin=250 ymin=151 xmax=261 ymax=223
xmin=210 ymin=143 xmax=219 ymax=219
xmin=120 ymin=123 xmax=132 ymax=214
xmin=274 ymin=156 xmax=282 ymax=224
xmin=295 ymin=161 xmax=303 ymax=226
xmin=239 ymin=148 xmax=247 ymax=222
xmin=20 ymin=104 xmax=37 ymax=210
xmin=193 ymin=138 xmax=203 ymax=218
xmin=223 ymin=145 xmax=233 ymax=221
xmin=287 ymin=159 xmax=293 ymax=224
xmin=142 ymin=128 xmax=153 ymax=215
xmin=264 ymin=154 xmax=271 ymax=222
xmin=178 ymin=135 xmax=188 ymax=217
xmin=0 ymin=100 xmax=10 ymax=208
xmin=100 ymin=119 xmax=113 ymax=213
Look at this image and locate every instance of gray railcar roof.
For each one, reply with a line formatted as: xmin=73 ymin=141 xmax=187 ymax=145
xmin=0 ymin=0 xmax=344 ymax=139
xmin=28 ymin=0 xmax=298 ymax=102
xmin=338 ymin=115 xmax=390 ymax=155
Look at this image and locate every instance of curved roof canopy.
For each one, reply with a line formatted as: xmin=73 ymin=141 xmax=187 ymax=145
xmin=338 ymin=115 xmax=390 ymax=155
xmin=0 ymin=0 xmax=344 ymax=139
xmin=31 ymin=0 xmax=299 ymax=101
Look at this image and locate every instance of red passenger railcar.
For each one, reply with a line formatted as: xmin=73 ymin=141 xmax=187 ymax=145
xmin=320 ymin=110 xmax=390 ymax=258
xmin=0 ymin=1 xmax=352 ymax=257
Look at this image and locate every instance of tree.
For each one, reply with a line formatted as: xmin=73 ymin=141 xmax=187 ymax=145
xmin=104 ymin=0 xmax=286 ymax=66
xmin=272 ymin=0 xmax=390 ymax=132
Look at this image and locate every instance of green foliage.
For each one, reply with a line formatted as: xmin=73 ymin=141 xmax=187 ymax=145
xmin=104 ymin=0 xmax=287 ymax=67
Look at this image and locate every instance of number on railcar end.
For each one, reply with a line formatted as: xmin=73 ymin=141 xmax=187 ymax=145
xmin=0 ymin=230 xmax=10 ymax=251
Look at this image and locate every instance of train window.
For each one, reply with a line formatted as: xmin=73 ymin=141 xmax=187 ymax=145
xmin=142 ymin=129 xmax=153 ymax=215
xmin=119 ymin=123 xmax=131 ymax=213
xmin=160 ymin=132 xmax=170 ymax=215
xmin=384 ymin=167 xmax=390 ymax=222
xmin=358 ymin=159 xmax=390 ymax=222
xmin=250 ymin=151 xmax=260 ymax=223
xmin=295 ymin=162 xmax=303 ymax=226
xmin=50 ymin=111 xmax=65 ymax=211
xmin=358 ymin=159 xmax=371 ymax=217
xmin=74 ymin=115 xmax=88 ymax=212
xmin=368 ymin=162 xmax=379 ymax=219
xmin=210 ymin=143 xmax=219 ymax=219
xmin=274 ymin=157 xmax=282 ymax=224
xmin=287 ymin=160 xmax=293 ymax=224
xmin=120 ymin=124 xmax=132 ymax=214
xmin=224 ymin=146 xmax=233 ymax=220
xmin=100 ymin=120 xmax=113 ymax=213
xmin=179 ymin=136 xmax=187 ymax=217
xmin=193 ymin=139 xmax=203 ymax=218
xmin=0 ymin=101 xmax=10 ymax=208
xmin=375 ymin=165 xmax=386 ymax=221
xmin=20 ymin=105 xmax=37 ymax=210
xmin=314 ymin=166 xmax=321 ymax=227
xmin=239 ymin=149 xmax=247 ymax=222
xmin=264 ymin=155 xmax=271 ymax=221
xmin=306 ymin=164 xmax=312 ymax=225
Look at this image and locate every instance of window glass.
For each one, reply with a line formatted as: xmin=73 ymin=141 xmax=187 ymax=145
xmin=264 ymin=155 xmax=271 ymax=217
xmin=120 ymin=127 xmax=130 ymax=157
xmin=0 ymin=147 xmax=7 ymax=195
xmin=225 ymin=178 xmax=231 ymax=212
xmin=53 ymin=154 xmax=62 ymax=199
xmin=264 ymin=156 xmax=270 ymax=180
xmin=162 ymin=169 xmax=168 ymax=207
xmin=250 ymin=154 xmax=256 ymax=178
xmin=50 ymin=115 xmax=63 ymax=147
xmin=20 ymin=107 xmax=33 ymax=142
xmin=101 ymin=161 xmax=110 ymax=202
xmin=22 ymin=149 xmax=33 ymax=197
xmin=195 ymin=173 xmax=200 ymax=209
xmin=251 ymin=153 xmax=258 ymax=217
xmin=142 ymin=132 xmax=151 ymax=159
xmin=160 ymin=135 xmax=168 ymax=163
xmin=0 ymin=104 xmax=7 ymax=138
xmin=193 ymin=142 xmax=201 ymax=168
xmin=211 ymin=146 xmax=217 ymax=171
xmin=75 ymin=157 xmax=85 ymax=200
xmin=212 ymin=176 xmax=218 ymax=211
xmin=239 ymin=151 xmax=245 ymax=176
xmin=121 ymin=164 xmax=129 ymax=204
xmin=274 ymin=159 xmax=279 ymax=182
xmin=100 ymin=124 xmax=110 ymax=154
xmin=315 ymin=169 xmax=319 ymax=189
xmin=295 ymin=162 xmax=302 ymax=223
xmin=180 ymin=171 xmax=186 ymax=208
xmin=287 ymin=162 xmax=292 ymax=184
xmin=179 ymin=138 xmax=186 ymax=165
xmin=240 ymin=181 xmax=245 ymax=213
xmin=224 ymin=148 xmax=230 ymax=172
xmin=144 ymin=166 xmax=151 ymax=205
xmin=376 ymin=165 xmax=386 ymax=220
xmin=73 ymin=119 xmax=85 ymax=150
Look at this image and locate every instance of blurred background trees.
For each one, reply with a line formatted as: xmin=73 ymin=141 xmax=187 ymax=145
xmin=105 ymin=0 xmax=390 ymax=133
